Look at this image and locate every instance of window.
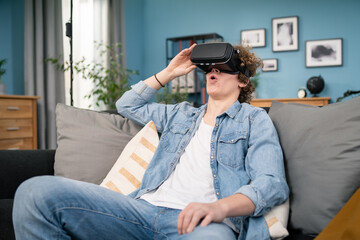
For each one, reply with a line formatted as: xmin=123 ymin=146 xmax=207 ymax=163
xmin=62 ymin=0 xmax=109 ymax=109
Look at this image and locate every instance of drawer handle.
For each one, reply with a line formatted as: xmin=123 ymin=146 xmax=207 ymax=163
xmin=7 ymin=107 xmax=20 ymax=111
xmin=7 ymin=127 xmax=20 ymax=131
xmin=8 ymin=147 xmax=20 ymax=150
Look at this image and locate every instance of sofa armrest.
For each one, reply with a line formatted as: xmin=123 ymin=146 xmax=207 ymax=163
xmin=0 ymin=150 xmax=56 ymax=199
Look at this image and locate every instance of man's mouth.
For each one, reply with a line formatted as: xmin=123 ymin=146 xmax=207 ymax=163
xmin=209 ymin=74 xmax=217 ymax=80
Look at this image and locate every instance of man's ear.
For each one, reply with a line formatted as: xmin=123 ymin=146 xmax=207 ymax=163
xmin=238 ymin=79 xmax=249 ymax=88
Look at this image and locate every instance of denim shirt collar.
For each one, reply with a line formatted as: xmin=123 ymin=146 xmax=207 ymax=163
xmin=194 ymin=103 xmax=207 ymax=116
xmin=205 ymin=100 xmax=242 ymax=119
xmin=225 ymin=100 xmax=242 ymax=118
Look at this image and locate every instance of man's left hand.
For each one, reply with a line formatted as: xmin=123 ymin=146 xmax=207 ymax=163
xmin=176 ymin=193 xmax=256 ymax=235
xmin=177 ymin=201 xmax=226 ymax=235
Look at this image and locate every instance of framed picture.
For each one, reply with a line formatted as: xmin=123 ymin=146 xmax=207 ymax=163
xmin=306 ymin=38 xmax=343 ymax=67
xmin=262 ymin=58 xmax=278 ymax=72
xmin=272 ymin=16 xmax=298 ymax=52
xmin=241 ymin=28 xmax=266 ymax=47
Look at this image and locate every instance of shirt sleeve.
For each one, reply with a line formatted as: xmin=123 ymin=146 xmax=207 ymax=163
xmin=235 ymin=109 xmax=289 ymax=216
xmin=116 ymin=81 xmax=177 ymax=133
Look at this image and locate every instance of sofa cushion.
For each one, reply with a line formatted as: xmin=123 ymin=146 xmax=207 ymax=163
xmin=100 ymin=121 xmax=159 ymax=194
xmin=54 ymin=103 xmax=143 ymax=184
xmin=268 ymin=96 xmax=360 ymax=236
xmin=264 ymin=199 xmax=289 ymax=239
xmin=0 ymin=199 xmax=15 ymax=240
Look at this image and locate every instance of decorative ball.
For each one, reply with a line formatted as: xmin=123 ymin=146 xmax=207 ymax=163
xmin=307 ymin=75 xmax=325 ymax=95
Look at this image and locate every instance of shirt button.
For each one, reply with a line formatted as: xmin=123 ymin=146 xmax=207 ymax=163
xmin=211 ymin=156 xmax=214 ymax=159
xmin=216 ymin=192 xmax=220 ymax=196
xmin=211 ymin=139 xmax=214 ymax=142
xmin=213 ymin=174 xmax=217 ymax=178
xmin=215 ymin=123 xmax=219 ymax=127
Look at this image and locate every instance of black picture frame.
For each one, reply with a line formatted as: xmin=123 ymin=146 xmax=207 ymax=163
xmin=305 ymin=38 xmax=343 ymax=67
xmin=272 ymin=16 xmax=299 ymax=52
xmin=241 ymin=28 xmax=266 ymax=48
xmin=262 ymin=58 xmax=278 ymax=72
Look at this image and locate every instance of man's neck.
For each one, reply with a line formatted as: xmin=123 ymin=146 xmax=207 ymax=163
xmin=203 ymin=97 xmax=237 ymax=126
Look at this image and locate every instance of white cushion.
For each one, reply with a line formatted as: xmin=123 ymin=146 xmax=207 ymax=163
xmin=264 ymin=199 xmax=290 ymax=239
xmin=100 ymin=121 xmax=159 ymax=195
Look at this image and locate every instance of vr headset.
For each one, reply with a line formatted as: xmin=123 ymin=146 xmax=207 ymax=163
xmin=190 ymin=42 xmax=250 ymax=77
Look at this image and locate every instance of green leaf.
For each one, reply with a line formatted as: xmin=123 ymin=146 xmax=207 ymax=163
xmin=46 ymin=41 xmax=138 ymax=109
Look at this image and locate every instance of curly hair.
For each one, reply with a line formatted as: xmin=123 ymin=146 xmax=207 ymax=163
xmin=233 ymin=45 xmax=263 ymax=103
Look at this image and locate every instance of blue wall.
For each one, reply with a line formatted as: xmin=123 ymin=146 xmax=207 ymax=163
xmin=125 ymin=0 xmax=360 ymax=102
xmin=0 ymin=0 xmax=24 ymax=95
xmin=124 ymin=0 xmax=144 ymax=85
xmin=1 ymin=0 xmax=359 ymax=101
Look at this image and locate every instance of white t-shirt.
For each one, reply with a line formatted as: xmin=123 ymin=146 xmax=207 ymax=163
xmin=141 ymin=118 xmax=236 ymax=231
xmin=141 ymin=118 xmax=218 ymax=209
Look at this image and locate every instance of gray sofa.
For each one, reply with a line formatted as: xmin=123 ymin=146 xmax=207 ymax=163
xmin=1 ymin=96 xmax=359 ymax=240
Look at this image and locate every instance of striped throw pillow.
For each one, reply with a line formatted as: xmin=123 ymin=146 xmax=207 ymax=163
xmin=100 ymin=121 xmax=159 ymax=195
xmin=264 ymin=199 xmax=290 ymax=239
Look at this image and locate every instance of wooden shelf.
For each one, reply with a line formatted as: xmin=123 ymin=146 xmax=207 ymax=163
xmin=250 ymin=97 xmax=331 ymax=107
xmin=166 ymin=33 xmax=223 ymax=42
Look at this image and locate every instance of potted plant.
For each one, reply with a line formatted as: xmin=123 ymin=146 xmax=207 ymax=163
xmin=0 ymin=59 xmax=6 ymax=94
xmin=155 ymin=85 xmax=188 ymax=104
xmin=48 ymin=42 xmax=138 ymax=109
xmin=336 ymin=90 xmax=360 ymax=102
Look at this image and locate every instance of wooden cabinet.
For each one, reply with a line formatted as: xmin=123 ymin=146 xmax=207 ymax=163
xmin=250 ymin=97 xmax=330 ymax=107
xmin=0 ymin=95 xmax=40 ymax=150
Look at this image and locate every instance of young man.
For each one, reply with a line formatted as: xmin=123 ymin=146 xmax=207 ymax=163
xmin=13 ymin=43 xmax=288 ymax=239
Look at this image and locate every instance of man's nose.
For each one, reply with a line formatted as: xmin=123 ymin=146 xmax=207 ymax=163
xmin=211 ymin=68 xmax=220 ymax=73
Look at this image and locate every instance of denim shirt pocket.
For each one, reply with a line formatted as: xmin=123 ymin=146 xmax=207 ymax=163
xmin=218 ymin=131 xmax=247 ymax=168
xmin=161 ymin=124 xmax=190 ymax=153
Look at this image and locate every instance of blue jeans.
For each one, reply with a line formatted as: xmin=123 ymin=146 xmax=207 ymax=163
xmin=13 ymin=176 xmax=237 ymax=240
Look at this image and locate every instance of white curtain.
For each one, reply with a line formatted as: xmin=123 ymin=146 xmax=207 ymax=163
xmin=24 ymin=0 xmax=125 ymax=149
xmin=24 ymin=0 xmax=65 ymax=149
xmin=62 ymin=0 xmax=126 ymax=110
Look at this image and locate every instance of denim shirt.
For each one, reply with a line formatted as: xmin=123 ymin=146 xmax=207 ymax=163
xmin=116 ymin=81 xmax=289 ymax=240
